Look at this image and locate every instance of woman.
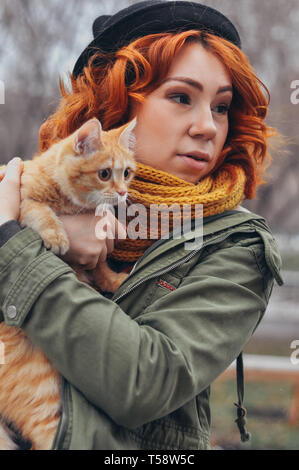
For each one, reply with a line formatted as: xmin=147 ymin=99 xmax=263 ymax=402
xmin=0 ymin=1 xmax=284 ymax=450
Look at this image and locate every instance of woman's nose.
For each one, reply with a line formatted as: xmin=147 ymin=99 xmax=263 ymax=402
xmin=188 ymin=107 xmax=217 ymax=140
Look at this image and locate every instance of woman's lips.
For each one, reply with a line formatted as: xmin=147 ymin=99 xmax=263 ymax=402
xmin=179 ymin=155 xmax=209 ymax=171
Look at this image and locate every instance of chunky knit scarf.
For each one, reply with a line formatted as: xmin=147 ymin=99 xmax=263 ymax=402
xmin=0 ymin=160 xmax=246 ymax=262
xmin=110 ymin=162 xmax=246 ymax=262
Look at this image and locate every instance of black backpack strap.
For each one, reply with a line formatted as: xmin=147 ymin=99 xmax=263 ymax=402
xmin=234 ymin=353 xmax=251 ymax=442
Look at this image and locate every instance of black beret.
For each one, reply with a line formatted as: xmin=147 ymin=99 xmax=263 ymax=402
xmin=73 ymin=0 xmax=241 ymax=77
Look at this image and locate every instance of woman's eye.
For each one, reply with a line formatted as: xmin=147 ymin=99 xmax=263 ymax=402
xmin=98 ymin=168 xmax=112 ymax=181
xmin=214 ymin=104 xmax=230 ymax=115
xmin=169 ymin=93 xmax=191 ymax=105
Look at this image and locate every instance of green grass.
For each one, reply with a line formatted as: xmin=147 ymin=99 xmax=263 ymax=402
xmin=210 ymin=378 xmax=299 ymax=450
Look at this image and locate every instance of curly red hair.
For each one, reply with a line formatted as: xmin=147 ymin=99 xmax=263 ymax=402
xmin=39 ymin=30 xmax=279 ymax=199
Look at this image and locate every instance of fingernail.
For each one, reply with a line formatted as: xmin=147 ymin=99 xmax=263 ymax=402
xmin=10 ymin=157 xmax=22 ymax=164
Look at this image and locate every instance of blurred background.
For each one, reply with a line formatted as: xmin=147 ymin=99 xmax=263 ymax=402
xmin=0 ymin=0 xmax=298 ymax=449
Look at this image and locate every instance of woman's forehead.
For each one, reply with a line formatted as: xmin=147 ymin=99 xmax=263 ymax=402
xmin=165 ymin=43 xmax=232 ymax=89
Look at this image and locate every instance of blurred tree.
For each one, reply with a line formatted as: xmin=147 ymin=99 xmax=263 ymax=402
xmin=0 ymin=0 xmax=298 ymax=232
xmin=0 ymin=0 xmax=131 ymax=160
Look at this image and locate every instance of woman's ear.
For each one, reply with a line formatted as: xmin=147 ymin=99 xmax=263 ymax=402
xmin=118 ymin=117 xmax=137 ymax=152
xmin=73 ymin=118 xmax=103 ymax=156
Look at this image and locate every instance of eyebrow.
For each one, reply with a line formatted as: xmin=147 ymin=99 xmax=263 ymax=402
xmin=162 ymin=76 xmax=233 ymax=95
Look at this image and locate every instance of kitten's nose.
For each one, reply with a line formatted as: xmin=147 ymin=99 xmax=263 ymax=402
xmin=117 ymin=190 xmax=127 ymax=197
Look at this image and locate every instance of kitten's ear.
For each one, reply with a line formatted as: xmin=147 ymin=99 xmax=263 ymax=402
xmin=118 ymin=117 xmax=137 ymax=152
xmin=74 ymin=118 xmax=102 ymax=156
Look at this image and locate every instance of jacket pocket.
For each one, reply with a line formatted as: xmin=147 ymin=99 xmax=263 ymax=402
xmin=153 ymin=272 xmax=182 ymax=300
xmin=255 ymin=230 xmax=284 ymax=286
xmin=127 ymin=415 xmax=210 ymax=450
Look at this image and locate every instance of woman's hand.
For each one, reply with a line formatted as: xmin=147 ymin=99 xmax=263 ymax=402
xmin=0 ymin=158 xmax=24 ymax=226
xmin=60 ymin=211 xmax=126 ymax=269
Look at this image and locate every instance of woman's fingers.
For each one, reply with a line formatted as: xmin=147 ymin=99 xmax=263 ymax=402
xmin=95 ymin=208 xmax=126 ymax=242
xmin=114 ymin=217 xmax=127 ymax=241
xmin=97 ymin=245 xmax=108 ymax=264
xmin=105 ymin=236 xmax=115 ymax=255
xmin=59 ymin=207 xmax=127 ymax=268
xmin=2 ymin=158 xmax=23 ymax=184
xmin=0 ymin=167 xmax=6 ymax=181
xmin=0 ymin=158 xmax=24 ymax=224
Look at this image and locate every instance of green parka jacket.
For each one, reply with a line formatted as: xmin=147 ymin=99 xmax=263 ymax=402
xmin=0 ymin=208 xmax=283 ymax=450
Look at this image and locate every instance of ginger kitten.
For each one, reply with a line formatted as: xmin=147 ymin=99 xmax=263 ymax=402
xmin=0 ymin=118 xmax=136 ymax=450
xmin=20 ymin=117 xmax=136 ymax=292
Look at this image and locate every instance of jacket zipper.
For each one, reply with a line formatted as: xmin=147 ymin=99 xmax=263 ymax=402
xmin=52 ymin=378 xmax=69 ymax=450
xmin=113 ymin=228 xmax=255 ymax=303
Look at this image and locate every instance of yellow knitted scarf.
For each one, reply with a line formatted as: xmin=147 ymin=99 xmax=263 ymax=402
xmin=0 ymin=162 xmax=246 ymax=263
xmin=111 ymin=161 xmax=246 ymax=262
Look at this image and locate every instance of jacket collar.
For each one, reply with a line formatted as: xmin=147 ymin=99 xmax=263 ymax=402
xmin=126 ymin=209 xmax=267 ymax=278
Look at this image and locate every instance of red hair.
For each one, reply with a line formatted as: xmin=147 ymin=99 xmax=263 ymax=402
xmin=39 ymin=30 xmax=279 ymax=199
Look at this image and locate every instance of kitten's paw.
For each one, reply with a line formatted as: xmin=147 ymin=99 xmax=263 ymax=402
xmin=97 ymin=271 xmax=129 ymax=293
xmin=42 ymin=230 xmax=69 ymax=255
xmin=117 ymin=272 xmax=130 ymax=286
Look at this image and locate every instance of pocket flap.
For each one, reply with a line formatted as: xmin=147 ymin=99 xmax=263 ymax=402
xmin=257 ymin=230 xmax=284 ymax=286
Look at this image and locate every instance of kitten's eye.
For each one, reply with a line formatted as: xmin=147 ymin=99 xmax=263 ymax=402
xmin=98 ymin=168 xmax=112 ymax=181
xmin=124 ymin=168 xmax=131 ymax=180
